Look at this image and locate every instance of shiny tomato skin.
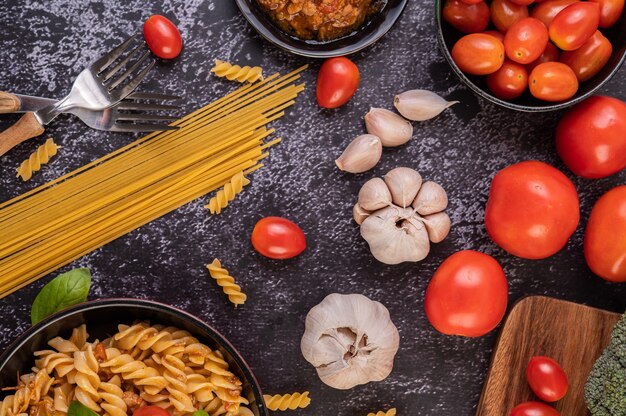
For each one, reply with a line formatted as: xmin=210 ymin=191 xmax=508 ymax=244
xmin=133 ymin=406 xmax=171 ymax=416
xmin=556 ymin=96 xmax=626 ymax=178
xmin=452 ymin=34 xmax=505 ymax=75
xmin=487 ymin=60 xmax=529 ymax=100
xmin=529 ymin=62 xmax=578 ymax=102
xmin=504 ymin=17 xmax=549 ymax=64
xmin=491 ymin=0 xmax=530 ymax=31
xmin=443 ymin=0 xmax=491 ymax=33
xmin=511 ymin=402 xmax=561 ymax=416
xmin=526 ymin=43 xmax=560 ymax=72
xmin=560 ymin=31 xmax=612 ymax=82
xmin=143 ymin=15 xmax=183 ymax=59
xmin=549 ymin=2 xmax=601 ymax=50
xmin=485 ymin=161 xmax=580 ymax=259
xmin=584 ymin=186 xmax=626 ymax=282
xmin=590 ymin=0 xmax=625 ymax=27
xmin=526 ymin=357 xmax=569 ymax=402
xmin=530 ymin=0 xmax=579 ymax=26
xmin=251 ymin=217 xmax=306 ymax=259
xmin=425 ymin=250 xmax=508 ymax=338
xmin=511 ymin=0 xmax=535 ymax=4
xmin=316 ymin=57 xmax=360 ymax=109
xmin=460 ymin=0 xmax=484 ymax=3
xmin=483 ymin=30 xmax=505 ymax=42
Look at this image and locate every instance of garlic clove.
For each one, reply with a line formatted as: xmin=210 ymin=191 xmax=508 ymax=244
xmin=335 ymin=134 xmax=382 ymax=174
xmin=394 ymin=90 xmax=459 ymax=121
xmin=384 ymin=167 xmax=423 ymax=208
xmin=364 ymin=108 xmax=413 ymax=147
xmin=353 ymin=203 xmax=370 ymax=225
xmin=358 ymin=178 xmax=392 ymax=211
xmin=421 ymin=212 xmax=451 ymax=243
xmin=412 ymin=181 xmax=449 ymax=215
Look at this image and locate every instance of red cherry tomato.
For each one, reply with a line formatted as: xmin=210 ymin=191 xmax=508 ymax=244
xmin=526 ymin=43 xmax=560 ymax=72
xmin=443 ymin=0 xmax=490 ymax=33
xmin=425 ymin=250 xmax=508 ymax=338
xmin=556 ymin=96 xmax=626 ymax=178
xmin=483 ymin=30 xmax=505 ymax=42
xmin=485 ymin=161 xmax=580 ymax=259
xmin=460 ymin=0 xmax=484 ymax=3
xmin=590 ymin=0 xmax=625 ymax=27
xmin=584 ymin=186 xmax=626 ymax=282
xmin=452 ymin=34 xmax=505 ymax=75
xmin=251 ymin=217 xmax=306 ymax=259
xmin=133 ymin=406 xmax=170 ymax=416
xmin=560 ymin=30 xmax=613 ymax=82
xmin=491 ymin=0 xmax=530 ymax=31
xmin=526 ymin=357 xmax=569 ymax=402
xmin=529 ymin=62 xmax=578 ymax=102
xmin=487 ymin=60 xmax=529 ymax=100
xmin=511 ymin=0 xmax=535 ymax=4
xmin=504 ymin=17 xmax=549 ymax=64
xmin=530 ymin=0 xmax=579 ymax=27
xmin=316 ymin=57 xmax=360 ymax=109
xmin=143 ymin=15 xmax=183 ymax=59
xmin=511 ymin=402 xmax=560 ymax=416
xmin=549 ymin=2 xmax=601 ymax=50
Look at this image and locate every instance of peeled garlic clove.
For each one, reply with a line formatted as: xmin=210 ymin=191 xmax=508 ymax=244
xmin=358 ymin=177 xmax=392 ymax=211
xmin=365 ymin=108 xmax=413 ymax=147
xmin=353 ymin=203 xmax=370 ymax=225
xmin=336 ymin=134 xmax=382 ymax=174
xmin=412 ymin=181 xmax=448 ymax=215
xmin=421 ymin=212 xmax=451 ymax=243
xmin=394 ymin=90 xmax=459 ymax=121
xmin=384 ymin=167 xmax=422 ymax=208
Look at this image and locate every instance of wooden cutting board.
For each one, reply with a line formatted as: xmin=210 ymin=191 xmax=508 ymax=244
xmin=476 ymin=296 xmax=621 ymax=415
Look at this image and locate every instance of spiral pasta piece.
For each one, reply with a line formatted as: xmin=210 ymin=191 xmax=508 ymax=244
xmin=211 ymin=60 xmax=264 ymax=83
xmin=367 ymin=409 xmax=397 ymax=416
xmin=263 ymin=392 xmax=311 ymax=411
xmin=206 ymin=171 xmax=250 ymax=214
xmin=98 ymin=376 xmax=127 ymax=416
xmin=158 ymin=354 xmax=195 ymax=413
xmin=16 ymin=138 xmax=58 ymax=181
xmin=207 ymin=259 xmax=247 ymax=307
xmin=73 ymin=345 xmax=101 ymax=411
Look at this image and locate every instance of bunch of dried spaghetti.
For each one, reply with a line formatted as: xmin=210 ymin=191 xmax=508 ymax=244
xmin=0 ymin=67 xmax=306 ymax=299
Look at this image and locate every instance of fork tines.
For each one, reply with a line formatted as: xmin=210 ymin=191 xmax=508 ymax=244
xmin=114 ymin=92 xmax=181 ymax=132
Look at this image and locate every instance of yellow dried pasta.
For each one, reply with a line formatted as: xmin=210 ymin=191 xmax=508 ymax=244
xmin=368 ymin=409 xmax=397 ymax=416
xmin=206 ymin=171 xmax=250 ymax=214
xmin=16 ymin=138 xmax=58 ymax=181
xmin=212 ymin=59 xmax=264 ymax=83
xmin=207 ymin=259 xmax=247 ymax=307
xmin=263 ymin=392 xmax=311 ymax=411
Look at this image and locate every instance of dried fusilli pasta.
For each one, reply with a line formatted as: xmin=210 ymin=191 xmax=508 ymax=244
xmin=367 ymin=409 xmax=397 ymax=416
xmin=263 ymin=392 xmax=311 ymax=411
xmin=206 ymin=171 xmax=250 ymax=214
xmin=16 ymin=138 xmax=58 ymax=181
xmin=211 ymin=60 xmax=264 ymax=83
xmin=207 ymin=259 xmax=247 ymax=307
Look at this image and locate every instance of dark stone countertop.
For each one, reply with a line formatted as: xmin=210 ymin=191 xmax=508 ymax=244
xmin=0 ymin=1 xmax=625 ymax=415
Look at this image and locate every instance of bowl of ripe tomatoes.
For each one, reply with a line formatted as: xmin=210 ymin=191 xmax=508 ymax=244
xmin=436 ymin=0 xmax=626 ymax=112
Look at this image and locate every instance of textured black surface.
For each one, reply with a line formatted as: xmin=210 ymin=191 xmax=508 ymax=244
xmin=0 ymin=1 xmax=625 ymax=415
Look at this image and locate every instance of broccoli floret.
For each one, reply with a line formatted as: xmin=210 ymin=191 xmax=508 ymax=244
xmin=585 ymin=312 xmax=626 ymax=416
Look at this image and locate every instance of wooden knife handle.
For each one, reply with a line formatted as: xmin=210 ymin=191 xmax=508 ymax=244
xmin=0 ymin=113 xmax=45 ymax=157
xmin=0 ymin=92 xmax=21 ymax=114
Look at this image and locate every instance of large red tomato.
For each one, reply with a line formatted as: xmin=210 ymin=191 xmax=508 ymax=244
xmin=504 ymin=17 xmax=549 ymax=64
xmin=316 ymin=57 xmax=360 ymax=109
xmin=452 ymin=34 xmax=505 ymax=75
xmin=549 ymin=2 xmax=601 ymax=50
xmin=251 ymin=217 xmax=306 ymax=259
xmin=443 ymin=0 xmax=491 ymax=33
xmin=529 ymin=62 xmax=578 ymax=102
xmin=584 ymin=186 xmax=626 ymax=283
xmin=560 ymin=31 xmax=613 ymax=82
xmin=143 ymin=15 xmax=183 ymax=59
xmin=526 ymin=356 xmax=569 ymax=402
xmin=556 ymin=96 xmax=626 ymax=178
xmin=424 ymin=250 xmax=508 ymax=338
xmin=590 ymin=0 xmax=625 ymax=27
xmin=491 ymin=0 xmax=530 ymax=32
xmin=485 ymin=161 xmax=580 ymax=259
xmin=511 ymin=402 xmax=560 ymax=416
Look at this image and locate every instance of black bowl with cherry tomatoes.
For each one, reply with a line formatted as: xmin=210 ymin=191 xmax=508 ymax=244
xmin=435 ymin=0 xmax=626 ymax=112
xmin=0 ymin=299 xmax=269 ymax=416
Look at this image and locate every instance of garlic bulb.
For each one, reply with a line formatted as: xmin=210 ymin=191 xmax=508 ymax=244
xmin=394 ymin=90 xmax=459 ymax=121
xmin=365 ymin=108 xmax=413 ymax=147
xmin=301 ymin=293 xmax=400 ymax=390
xmin=354 ymin=167 xmax=451 ymax=264
xmin=336 ymin=134 xmax=382 ymax=174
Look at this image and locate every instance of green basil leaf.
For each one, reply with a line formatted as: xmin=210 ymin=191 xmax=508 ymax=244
xmin=31 ymin=268 xmax=91 ymax=325
xmin=192 ymin=411 xmax=209 ymax=416
xmin=67 ymin=401 xmax=99 ymax=416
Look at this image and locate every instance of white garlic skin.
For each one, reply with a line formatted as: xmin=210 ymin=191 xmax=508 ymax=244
xmin=358 ymin=177 xmax=392 ymax=211
xmin=336 ymin=134 xmax=382 ymax=174
xmin=413 ymin=181 xmax=449 ymax=215
xmin=422 ymin=211 xmax=451 ymax=243
xmin=301 ymin=293 xmax=400 ymax=390
xmin=394 ymin=90 xmax=459 ymax=121
xmin=353 ymin=203 xmax=370 ymax=225
xmin=365 ymin=108 xmax=413 ymax=147
xmin=384 ymin=167 xmax=423 ymax=208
